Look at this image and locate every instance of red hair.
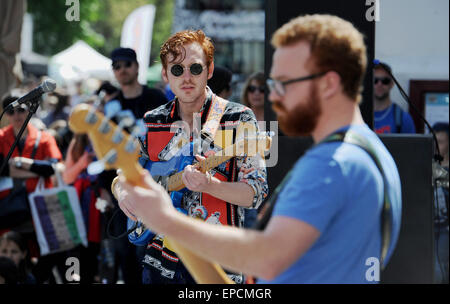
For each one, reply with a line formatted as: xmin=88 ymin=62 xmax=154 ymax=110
xmin=160 ymin=29 xmax=215 ymax=70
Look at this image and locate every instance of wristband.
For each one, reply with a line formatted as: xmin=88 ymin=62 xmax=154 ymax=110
xmin=29 ymin=160 xmax=55 ymax=177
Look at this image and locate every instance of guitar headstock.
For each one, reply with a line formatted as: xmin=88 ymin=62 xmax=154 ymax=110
xmin=68 ymin=103 xmax=147 ymax=187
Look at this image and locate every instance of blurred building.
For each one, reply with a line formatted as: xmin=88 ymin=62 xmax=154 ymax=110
xmin=172 ymin=0 xmax=265 ymax=102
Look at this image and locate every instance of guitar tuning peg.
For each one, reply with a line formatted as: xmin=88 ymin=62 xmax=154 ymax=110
xmin=131 ymin=119 xmax=147 ymax=137
xmin=112 ymin=110 xmax=135 ymax=144
xmin=85 ymin=92 xmax=108 ymax=125
xmin=104 ymin=100 xmax=122 ymax=118
xmin=124 ymin=119 xmax=147 ymax=153
xmin=93 ymin=91 xmax=106 ymax=108
xmin=87 ymin=149 xmax=118 ymax=175
xmin=99 ymin=100 xmax=122 ymax=134
xmin=116 ymin=110 xmax=135 ymax=128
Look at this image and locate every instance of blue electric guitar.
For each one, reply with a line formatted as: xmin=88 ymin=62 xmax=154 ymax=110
xmin=127 ymin=133 xmax=273 ymax=246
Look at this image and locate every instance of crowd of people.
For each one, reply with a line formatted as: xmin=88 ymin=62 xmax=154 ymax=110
xmin=0 ymin=13 xmax=448 ymax=284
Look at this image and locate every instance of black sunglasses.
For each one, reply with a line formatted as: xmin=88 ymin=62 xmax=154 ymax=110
xmin=248 ymin=85 xmax=265 ymax=94
xmin=112 ymin=61 xmax=133 ymax=71
xmin=170 ymin=63 xmax=205 ymax=77
xmin=6 ymin=107 xmax=27 ymax=115
xmin=374 ymin=77 xmax=391 ymax=85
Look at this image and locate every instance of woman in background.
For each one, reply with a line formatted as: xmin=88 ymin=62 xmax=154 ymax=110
xmin=0 ymin=231 xmax=36 ymax=284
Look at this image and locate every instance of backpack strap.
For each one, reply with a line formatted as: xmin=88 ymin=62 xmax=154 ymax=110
xmin=393 ymin=104 xmax=403 ymax=133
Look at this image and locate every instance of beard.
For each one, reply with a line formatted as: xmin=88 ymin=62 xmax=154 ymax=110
xmin=374 ymin=92 xmax=389 ymax=101
xmin=118 ymin=71 xmax=138 ymax=86
xmin=271 ymin=84 xmax=321 ymax=136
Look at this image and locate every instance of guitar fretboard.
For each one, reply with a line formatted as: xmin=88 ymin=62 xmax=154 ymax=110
xmin=167 ymin=154 xmax=233 ymax=191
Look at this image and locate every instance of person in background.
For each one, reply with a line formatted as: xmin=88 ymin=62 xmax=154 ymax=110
xmin=240 ymin=72 xmax=267 ymax=228
xmin=0 ymin=256 xmax=19 ymax=284
xmin=62 ymin=133 xmax=102 ymax=283
xmin=42 ymin=90 xmax=70 ymax=128
xmin=109 ymin=47 xmax=168 ymax=120
xmin=373 ymin=62 xmax=416 ymax=134
xmin=102 ymin=47 xmax=170 ymax=284
xmin=207 ymin=65 xmax=233 ymax=99
xmin=0 ymin=95 xmax=65 ymax=284
xmin=241 ymin=72 xmax=265 ymax=125
xmin=0 ymin=231 xmax=36 ymax=284
xmin=432 ymin=122 xmax=449 ymax=284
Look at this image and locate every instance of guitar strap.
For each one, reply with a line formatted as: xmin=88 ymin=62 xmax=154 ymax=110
xmin=158 ymin=92 xmax=228 ymax=161
xmin=201 ymin=94 xmax=228 ymax=142
xmin=254 ymin=129 xmax=393 ymax=270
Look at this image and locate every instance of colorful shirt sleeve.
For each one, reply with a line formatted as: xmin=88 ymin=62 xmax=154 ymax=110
xmin=234 ymin=108 xmax=269 ymax=209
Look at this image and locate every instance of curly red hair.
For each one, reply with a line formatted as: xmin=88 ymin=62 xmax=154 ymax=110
xmin=160 ymin=29 xmax=215 ymax=70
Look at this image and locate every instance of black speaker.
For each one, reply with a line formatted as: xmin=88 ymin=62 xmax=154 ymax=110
xmin=380 ymin=134 xmax=434 ymax=283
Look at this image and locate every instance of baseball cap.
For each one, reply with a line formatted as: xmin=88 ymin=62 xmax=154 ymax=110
xmin=111 ymin=47 xmax=137 ymax=63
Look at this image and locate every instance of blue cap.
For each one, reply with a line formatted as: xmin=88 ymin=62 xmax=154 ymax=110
xmin=111 ymin=47 xmax=137 ymax=63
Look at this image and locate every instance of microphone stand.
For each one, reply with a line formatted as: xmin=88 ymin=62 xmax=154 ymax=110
xmin=0 ymin=97 xmax=42 ymax=175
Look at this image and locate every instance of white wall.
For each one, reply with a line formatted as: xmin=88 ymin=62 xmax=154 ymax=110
xmin=375 ymin=0 xmax=449 ymax=111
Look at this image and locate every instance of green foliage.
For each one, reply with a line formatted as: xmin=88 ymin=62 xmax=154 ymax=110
xmin=27 ymin=0 xmax=174 ymax=64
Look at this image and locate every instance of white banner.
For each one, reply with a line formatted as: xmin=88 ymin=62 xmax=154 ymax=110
xmin=120 ymin=5 xmax=156 ymax=85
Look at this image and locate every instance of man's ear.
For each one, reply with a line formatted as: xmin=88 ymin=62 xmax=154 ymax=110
xmin=161 ymin=67 xmax=169 ymax=83
xmin=320 ymin=71 xmax=341 ymax=99
xmin=207 ymin=61 xmax=215 ymax=80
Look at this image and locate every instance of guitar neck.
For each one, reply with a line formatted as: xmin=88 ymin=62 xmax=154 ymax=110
xmin=167 ymin=149 xmax=235 ymax=192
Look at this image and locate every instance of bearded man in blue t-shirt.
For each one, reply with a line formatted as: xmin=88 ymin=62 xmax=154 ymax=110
xmin=114 ymin=14 xmax=402 ymax=284
xmin=373 ymin=62 xmax=416 ymax=134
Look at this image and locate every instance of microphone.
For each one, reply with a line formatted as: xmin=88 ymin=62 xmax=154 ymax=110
xmin=8 ymin=79 xmax=57 ymax=108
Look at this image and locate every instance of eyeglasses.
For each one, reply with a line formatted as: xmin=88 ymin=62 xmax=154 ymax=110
xmin=374 ymin=77 xmax=391 ymax=85
xmin=6 ymin=107 xmax=27 ymax=116
xmin=170 ymin=63 xmax=205 ymax=77
xmin=266 ymin=72 xmax=327 ymax=96
xmin=248 ymin=85 xmax=265 ymax=94
xmin=112 ymin=61 xmax=133 ymax=71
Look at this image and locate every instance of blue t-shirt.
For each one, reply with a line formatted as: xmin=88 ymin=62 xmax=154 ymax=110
xmin=374 ymin=103 xmax=416 ymax=134
xmin=258 ymin=124 xmax=402 ymax=284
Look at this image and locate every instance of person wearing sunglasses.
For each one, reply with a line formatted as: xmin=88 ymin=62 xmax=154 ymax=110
xmin=242 ymin=71 xmax=265 ymax=125
xmin=373 ymin=62 xmax=416 ymax=134
xmin=114 ymin=15 xmax=402 ymax=284
xmin=113 ymin=29 xmax=268 ymax=284
xmin=109 ymin=47 xmax=168 ymax=121
xmin=0 ymin=95 xmax=63 ymax=281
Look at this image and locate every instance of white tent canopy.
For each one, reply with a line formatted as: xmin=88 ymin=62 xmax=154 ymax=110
xmin=48 ymin=40 xmax=114 ymax=84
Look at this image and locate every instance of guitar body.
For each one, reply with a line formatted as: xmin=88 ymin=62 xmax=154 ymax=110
xmin=127 ymin=144 xmax=194 ymax=246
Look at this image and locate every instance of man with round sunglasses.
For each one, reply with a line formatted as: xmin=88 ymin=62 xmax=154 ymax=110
xmin=373 ymin=62 xmax=416 ymax=134
xmin=113 ymin=30 xmax=268 ymax=284
xmin=113 ymin=15 xmax=402 ymax=284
